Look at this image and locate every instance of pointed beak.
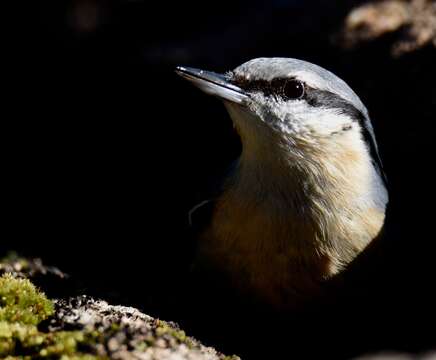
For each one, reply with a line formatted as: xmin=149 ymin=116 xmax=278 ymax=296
xmin=175 ymin=66 xmax=249 ymax=105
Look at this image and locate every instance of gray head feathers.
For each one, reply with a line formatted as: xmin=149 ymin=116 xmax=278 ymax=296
xmin=232 ymin=57 xmax=368 ymax=118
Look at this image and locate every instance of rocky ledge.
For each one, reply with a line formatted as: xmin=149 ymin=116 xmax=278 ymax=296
xmin=1 ymin=254 xmax=434 ymax=360
xmin=0 ymin=254 xmax=239 ymax=360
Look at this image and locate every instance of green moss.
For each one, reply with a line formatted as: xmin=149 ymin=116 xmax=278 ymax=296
xmin=2 ymin=251 xmax=29 ymax=262
xmin=0 ymin=274 xmax=104 ymax=359
xmin=0 ymin=274 xmax=54 ymax=325
xmin=155 ymin=319 xmax=194 ymax=348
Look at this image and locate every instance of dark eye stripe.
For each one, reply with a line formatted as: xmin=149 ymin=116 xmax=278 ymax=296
xmin=231 ymin=76 xmax=294 ymax=97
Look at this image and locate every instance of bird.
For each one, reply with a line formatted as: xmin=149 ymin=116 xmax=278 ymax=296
xmin=176 ymin=58 xmax=388 ymax=310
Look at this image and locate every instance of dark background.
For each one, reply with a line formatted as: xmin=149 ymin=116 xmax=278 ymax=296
xmin=4 ymin=0 xmax=436 ymax=359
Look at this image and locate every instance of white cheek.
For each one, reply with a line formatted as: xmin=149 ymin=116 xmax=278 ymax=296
xmin=280 ymin=102 xmax=353 ymax=137
xmin=249 ymin=96 xmax=353 ymax=139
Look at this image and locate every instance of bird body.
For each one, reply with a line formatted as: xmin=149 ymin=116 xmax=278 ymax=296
xmin=177 ymin=58 xmax=388 ymax=308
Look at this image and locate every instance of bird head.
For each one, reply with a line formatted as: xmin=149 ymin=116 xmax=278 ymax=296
xmin=176 ymin=57 xmax=387 ymax=202
xmin=177 ymin=57 xmax=386 ymax=183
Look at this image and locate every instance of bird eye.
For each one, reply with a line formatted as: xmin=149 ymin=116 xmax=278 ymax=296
xmin=282 ymin=80 xmax=305 ymax=100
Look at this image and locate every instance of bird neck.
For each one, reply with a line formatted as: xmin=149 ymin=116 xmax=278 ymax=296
xmin=220 ymin=128 xmax=387 ymax=263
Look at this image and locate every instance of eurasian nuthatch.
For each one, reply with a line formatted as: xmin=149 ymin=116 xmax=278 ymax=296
xmin=176 ymin=58 xmax=388 ymax=308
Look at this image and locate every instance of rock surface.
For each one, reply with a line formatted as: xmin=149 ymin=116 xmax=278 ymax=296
xmin=340 ymin=0 xmax=436 ymax=56
xmin=0 ymin=254 xmax=239 ymax=360
xmin=2 ymin=254 xmax=435 ymax=359
xmin=47 ymin=296 xmax=236 ymax=360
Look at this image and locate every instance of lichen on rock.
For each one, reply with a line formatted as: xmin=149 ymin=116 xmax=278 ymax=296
xmin=46 ymin=296 xmax=234 ymax=360
xmin=0 ymin=255 xmax=240 ymax=360
xmin=0 ymin=273 xmax=102 ymax=359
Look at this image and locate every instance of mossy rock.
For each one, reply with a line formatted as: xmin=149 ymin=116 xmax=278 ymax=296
xmin=0 ymin=261 xmax=240 ymax=360
xmin=0 ymin=274 xmax=103 ymax=359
